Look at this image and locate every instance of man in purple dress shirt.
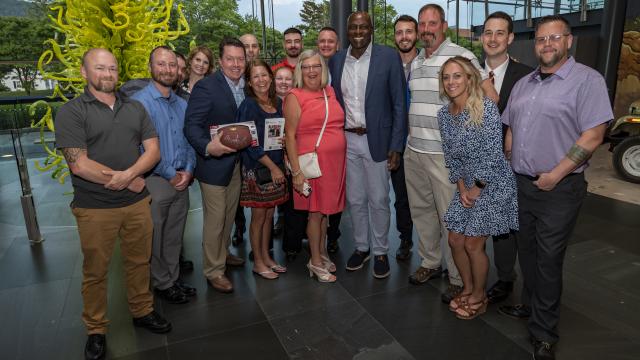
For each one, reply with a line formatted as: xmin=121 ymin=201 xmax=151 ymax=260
xmin=501 ymin=15 xmax=612 ymax=360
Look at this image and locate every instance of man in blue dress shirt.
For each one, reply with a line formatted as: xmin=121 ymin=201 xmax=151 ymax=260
xmin=132 ymin=46 xmax=197 ymax=304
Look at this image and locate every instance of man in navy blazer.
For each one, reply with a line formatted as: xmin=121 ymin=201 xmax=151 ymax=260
xmin=183 ymin=37 xmax=247 ymax=293
xmin=328 ymin=11 xmax=407 ymax=279
xmin=479 ymin=11 xmax=533 ymax=306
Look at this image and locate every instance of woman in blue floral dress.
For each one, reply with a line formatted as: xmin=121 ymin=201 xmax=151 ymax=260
xmin=437 ymin=56 xmax=518 ymax=320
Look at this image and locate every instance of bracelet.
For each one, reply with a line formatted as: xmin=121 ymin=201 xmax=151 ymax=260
xmin=291 ymin=169 xmax=303 ymax=177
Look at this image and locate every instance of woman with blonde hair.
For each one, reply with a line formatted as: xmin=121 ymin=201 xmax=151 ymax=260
xmin=284 ymin=49 xmax=346 ymax=282
xmin=437 ymin=56 xmax=518 ymax=319
xmin=185 ymin=45 xmax=215 ymax=93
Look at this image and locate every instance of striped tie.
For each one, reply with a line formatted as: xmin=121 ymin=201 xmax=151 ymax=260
xmin=489 ymin=71 xmax=495 ymax=84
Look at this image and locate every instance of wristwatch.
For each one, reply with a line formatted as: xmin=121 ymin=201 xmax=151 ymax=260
xmin=474 ymin=179 xmax=486 ymax=189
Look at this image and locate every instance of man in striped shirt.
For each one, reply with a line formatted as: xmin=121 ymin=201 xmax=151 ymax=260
xmin=405 ymin=3 xmax=498 ymax=303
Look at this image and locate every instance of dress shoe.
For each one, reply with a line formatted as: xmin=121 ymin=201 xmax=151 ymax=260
xmin=327 ymin=237 xmax=339 ymax=253
xmin=155 ymin=285 xmax=188 ymax=304
xmin=226 ymin=253 xmax=245 ymax=267
xmin=440 ymin=283 xmax=463 ymax=304
xmin=84 ymin=334 xmax=106 ymax=360
xmin=232 ymin=227 xmax=245 ymax=246
xmin=174 ymin=280 xmax=197 ymax=297
xmin=532 ymin=339 xmax=555 ymax=360
xmin=179 ymin=253 xmax=194 ymax=272
xmin=132 ymin=311 xmax=172 ymax=333
xmin=498 ymin=304 xmax=531 ymax=320
xmin=487 ymin=280 xmax=513 ymax=304
xmin=286 ymin=251 xmax=298 ymax=263
xmin=207 ymin=274 xmax=234 ymax=293
xmin=395 ymin=239 xmax=412 ymax=261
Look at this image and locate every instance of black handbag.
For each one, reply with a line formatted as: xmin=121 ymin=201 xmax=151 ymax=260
xmin=254 ymin=163 xmax=285 ymax=185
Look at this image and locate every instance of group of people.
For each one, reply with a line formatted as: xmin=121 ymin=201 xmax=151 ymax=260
xmin=54 ymin=3 xmax=613 ymax=360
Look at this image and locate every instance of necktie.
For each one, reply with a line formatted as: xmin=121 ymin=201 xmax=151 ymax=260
xmin=489 ymin=71 xmax=495 ymax=85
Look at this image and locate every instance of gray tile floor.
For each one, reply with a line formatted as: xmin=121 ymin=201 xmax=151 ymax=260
xmin=1 ymin=131 xmax=639 ymax=359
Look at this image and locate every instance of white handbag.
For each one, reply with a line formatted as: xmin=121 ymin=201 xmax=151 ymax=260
xmin=297 ymin=88 xmax=329 ymax=179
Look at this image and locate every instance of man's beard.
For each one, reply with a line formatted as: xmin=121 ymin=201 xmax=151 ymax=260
xmin=92 ymin=77 xmax=116 ymax=93
xmin=421 ymin=32 xmax=437 ymax=48
xmin=396 ymin=39 xmax=417 ymax=53
xmin=152 ymin=72 xmax=177 ymax=88
xmin=287 ymin=48 xmax=300 ymax=58
xmin=537 ymin=48 xmax=566 ymax=68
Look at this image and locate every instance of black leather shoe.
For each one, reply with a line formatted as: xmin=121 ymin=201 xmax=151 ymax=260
xmin=232 ymin=227 xmax=245 ymax=246
xmin=487 ymin=280 xmax=513 ymax=304
xmin=286 ymin=251 xmax=297 ymax=263
xmin=174 ymin=280 xmax=196 ymax=297
xmin=155 ymin=285 xmax=188 ymax=304
xmin=395 ymin=239 xmax=412 ymax=261
xmin=532 ymin=340 xmax=555 ymax=360
xmin=179 ymin=257 xmax=194 ymax=272
xmin=498 ymin=304 xmax=531 ymax=319
xmin=133 ymin=311 xmax=172 ymax=334
xmin=327 ymin=238 xmax=339 ymax=253
xmin=84 ymin=334 xmax=106 ymax=360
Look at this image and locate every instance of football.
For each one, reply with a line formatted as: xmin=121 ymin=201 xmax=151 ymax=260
xmin=219 ymin=125 xmax=252 ymax=150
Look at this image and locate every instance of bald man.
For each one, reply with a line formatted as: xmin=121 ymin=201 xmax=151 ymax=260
xmin=55 ymin=48 xmax=171 ymax=360
xmin=240 ymin=33 xmax=260 ymax=62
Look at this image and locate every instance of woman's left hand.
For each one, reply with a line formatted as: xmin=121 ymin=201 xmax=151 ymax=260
xmin=270 ymin=166 xmax=285 ymax=185
xmin=461 ymin=186 xmax=481 ymax=208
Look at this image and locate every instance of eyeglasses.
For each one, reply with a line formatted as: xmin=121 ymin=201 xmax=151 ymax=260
xmin=534 ymin=33 xmax=570 ymax=45
xmin=301 ymin=64 xmax=322 ymax=71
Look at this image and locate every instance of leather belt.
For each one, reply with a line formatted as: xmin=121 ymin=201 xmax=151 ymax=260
xmin=515 ymin=172 xmax=581 ymax=181
xmin=345 ymin=127 xmax=367 ymax=136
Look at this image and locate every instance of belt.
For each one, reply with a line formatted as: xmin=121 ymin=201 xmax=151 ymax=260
xmin=515 ymin=172 xmax=582 ymax=181
xmin=345 ymin=127 xmax=367 ymax=136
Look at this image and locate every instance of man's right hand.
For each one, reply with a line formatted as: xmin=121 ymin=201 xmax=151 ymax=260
xmin=206 ymin=132 xmax=237 ymax=157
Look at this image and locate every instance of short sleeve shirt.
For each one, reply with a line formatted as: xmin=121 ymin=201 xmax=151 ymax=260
xmin=502 ymin=57 xmax=613 ymax=176
xmin=55 ymin=87 xmax=158 ymax=208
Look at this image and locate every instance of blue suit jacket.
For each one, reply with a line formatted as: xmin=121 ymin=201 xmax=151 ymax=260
xmin=328 ymin=44 xmax=407 ymax=162
xmin=183 ymin=71 xmax=240 ymax=186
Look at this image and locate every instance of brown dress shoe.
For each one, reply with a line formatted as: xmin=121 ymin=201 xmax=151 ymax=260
xmin=208 ymin=275 xmax=234 ymax=293
xmin=226 ymin=254 xmax=245 ymax=267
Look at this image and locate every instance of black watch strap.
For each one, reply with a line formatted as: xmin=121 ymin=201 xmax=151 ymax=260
xmin=474 ymin=179 xmax=486 ymax=189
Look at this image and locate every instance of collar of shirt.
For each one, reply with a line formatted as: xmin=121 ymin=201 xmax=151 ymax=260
xmin=346 ymin=41 xmax=373 ymax=61
xmin=81 ymin=86 xmax=124 ymax=111
xmin=223 ymin=74 xmax=245 ymax=92
xmin=531 ymin=56 xmax=576 ymax=81
xmin=485 ymin=55 xmax=509 ymax=78
xmin=144 ymin=81 xmax=178 ymax=103
xmin=419 ymin=38 xmax=452 ymax=62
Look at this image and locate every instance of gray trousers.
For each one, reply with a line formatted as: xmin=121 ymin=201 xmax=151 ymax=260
xmin=346 ymin=132 xmax=391 ymax=255
xmin=492 ymin=232 xmax=518 ymax=282
xmin=146 ymin=175 xmax=190 ymax=290
xmin=515 ymin=173 xmax=586 ymax=344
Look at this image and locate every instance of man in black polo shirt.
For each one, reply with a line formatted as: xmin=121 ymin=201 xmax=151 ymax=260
xmin=55 ymin=48 xmax=171 ymax=360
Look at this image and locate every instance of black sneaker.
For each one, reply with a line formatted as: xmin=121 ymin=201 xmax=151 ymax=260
xmin=84 ymin=334 xmax=106 ymax=360
xmin=532 ymin=339 xmax=555 ymax=360
xmin=345 ymin=249 xmax=371 ymax=271
xmin=373 ymin=255 xmax=390 ymax=279
xmin=132 ymin=311 xmax=172 ymax=334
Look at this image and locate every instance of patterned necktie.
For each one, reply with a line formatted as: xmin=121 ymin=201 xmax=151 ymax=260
xmin=489 ymin=71 xmax=495 ymax=84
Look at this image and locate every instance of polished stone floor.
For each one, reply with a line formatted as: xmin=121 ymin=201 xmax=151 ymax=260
xmin=1 ymin=139 xmax=640 ymax=359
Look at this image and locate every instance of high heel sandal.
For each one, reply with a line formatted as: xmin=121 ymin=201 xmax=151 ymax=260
xmin=455 ymin=296 xmax=488 ymax=320
xmin=448 ymin=293 xmax=472 ymax=312
xmin=307 ymin=261 xmax=337 ymax=283
xmin=320 ymin=254 xmax=336 ymax=273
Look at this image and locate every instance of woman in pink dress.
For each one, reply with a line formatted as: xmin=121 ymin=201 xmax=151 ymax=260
xmin=284 ymin=49 xmax=346 ymax=283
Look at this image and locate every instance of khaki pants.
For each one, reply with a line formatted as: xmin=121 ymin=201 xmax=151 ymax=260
xmin=404 ymin=148 xmax=462 ymax=286
xmin=72 ymin=196 xmax=154 ymax=334
xmin=199 ymin=164 xmax=241 ymax=279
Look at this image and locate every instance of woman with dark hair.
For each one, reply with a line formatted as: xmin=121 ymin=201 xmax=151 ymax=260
xmin=238 ymin=59 xmax=289 ymax=280
xmin=438 ymin=56 xmax=518 ymax=319
xmin=284 ymin=49 xmax=346 ymax=283
xmin=186 ymin=45 xmax=215 ymax=93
